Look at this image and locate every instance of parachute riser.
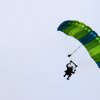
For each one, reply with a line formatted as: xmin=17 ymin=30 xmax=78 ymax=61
xmin=68 ymin=45 xmax=82 ymax=57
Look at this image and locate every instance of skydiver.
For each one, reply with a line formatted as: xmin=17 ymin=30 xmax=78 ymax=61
xmin=63 ymin=61 xmax=77 ymax=80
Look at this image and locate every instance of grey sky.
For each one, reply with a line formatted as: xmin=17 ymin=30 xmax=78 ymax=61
xmin=0 ymin=0 xmax=100 ymax=100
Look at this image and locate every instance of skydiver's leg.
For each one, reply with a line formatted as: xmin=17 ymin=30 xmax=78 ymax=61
xmin=64 ymin=70 xmax=68 ymax=77
xmin=63 ymin=73 xmax=67 ymax=77
xmin=67 ymin=74 xmax=71 ymax=80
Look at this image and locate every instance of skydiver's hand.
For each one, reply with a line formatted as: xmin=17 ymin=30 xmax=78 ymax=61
xmin=70 ymin=60 xmax=72 ymax=63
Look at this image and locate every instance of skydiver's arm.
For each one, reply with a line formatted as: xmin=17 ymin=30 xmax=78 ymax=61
xmin=70 ymin=60 xmax=78 ymax=67
xmin=72 ymin=69 xmax=76 ymax=74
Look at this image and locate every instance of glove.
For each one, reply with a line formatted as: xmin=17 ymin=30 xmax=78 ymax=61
xmin=70 ymin=60 xmax=72 ymax=63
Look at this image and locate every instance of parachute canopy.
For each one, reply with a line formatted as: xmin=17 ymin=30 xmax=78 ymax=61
xmin=57 ymin=20 xmax=100 ymax=68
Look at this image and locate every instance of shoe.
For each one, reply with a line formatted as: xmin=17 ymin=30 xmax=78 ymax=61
xmin=67 ymin=78 xmax=69 ymax=80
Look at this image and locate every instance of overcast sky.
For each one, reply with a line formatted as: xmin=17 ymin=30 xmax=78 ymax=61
xmin=0 ymin=0 xmax=100 ymax=100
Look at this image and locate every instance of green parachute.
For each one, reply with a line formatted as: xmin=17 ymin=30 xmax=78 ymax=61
xmin=57 ymin=20 xmax=100 ymax=68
